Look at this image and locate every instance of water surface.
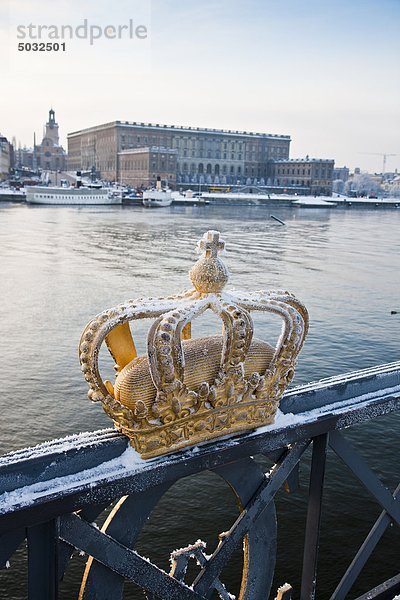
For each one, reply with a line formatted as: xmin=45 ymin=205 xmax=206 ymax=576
xmin=0 ymin=203 xmax=399 ymax=598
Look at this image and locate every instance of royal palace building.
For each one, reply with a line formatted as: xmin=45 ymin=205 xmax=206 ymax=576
xmin=67 ymin=120 xmax=291 ymax=187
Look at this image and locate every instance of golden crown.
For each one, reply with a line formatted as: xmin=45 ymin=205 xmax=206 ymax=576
xmin=79 ymin=230 xmax=309 ymax=459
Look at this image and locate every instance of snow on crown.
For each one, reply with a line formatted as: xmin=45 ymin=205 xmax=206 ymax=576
xmin=79 ymin=230 xmax=309 ymax=458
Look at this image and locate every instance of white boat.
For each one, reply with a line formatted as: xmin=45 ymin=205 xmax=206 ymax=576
xmin=142 ymin=178 xmax=172 ymax=208
xmin=25 ymin=184 xmax=122 ymax=205
xmin=171 ymin=190 xmax=209 ymax=205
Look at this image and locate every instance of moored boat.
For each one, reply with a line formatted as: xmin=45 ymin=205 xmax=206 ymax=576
xmin=142 ymin=177 xmax=172 ymax=208
xmin=0 ymin=188 xmax=26 ymax=203
xmin=25 ymin=174 xmax=122 ymax=206
xmin=171 ymin=190 xmax=209 ymax=205
xmin=26 ymin=186 xmax=121 ymax=205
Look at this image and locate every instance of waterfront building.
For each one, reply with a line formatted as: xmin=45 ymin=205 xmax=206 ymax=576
xmin=0 ymin=135 xmax=11 ymax=179
xmin=36 ymin=109 xmax=67 ymax=172
xmin=272 ymin=157 xmax=335 ymax=195
xmin=382 ymin=172 xmax=400 ymax=196
xmin=118 ymin=146 xmax=177 ymax=188
xmin=332 ymin=166 xmax=350 ymax=182
xmin=15 ymin=146 xmax=34 ymax=170
xmin=67 ymin=120 xmax=291 ymax=186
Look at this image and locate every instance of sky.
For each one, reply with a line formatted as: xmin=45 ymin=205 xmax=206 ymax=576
xmin=1 ymin=0 xmax=399 ymax=173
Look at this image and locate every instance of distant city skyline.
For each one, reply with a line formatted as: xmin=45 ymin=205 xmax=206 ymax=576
xmin=1 ymin=0 xmax=399 ymax=173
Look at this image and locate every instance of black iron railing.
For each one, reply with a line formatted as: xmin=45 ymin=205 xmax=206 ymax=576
xmin=0 ymin=361 xmax=399 ymax=599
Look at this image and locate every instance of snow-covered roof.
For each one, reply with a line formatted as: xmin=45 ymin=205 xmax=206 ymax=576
xmin=68 ymin=121 xmax=291 ymax=141
xmin=273 ymin=158 xmax=334 ymax=163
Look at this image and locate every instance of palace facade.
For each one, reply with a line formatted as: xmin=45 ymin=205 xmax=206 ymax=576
xmin=67 ymin=120 xmax=291 ymax=187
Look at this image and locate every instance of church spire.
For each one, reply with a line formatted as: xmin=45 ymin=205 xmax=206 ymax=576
xmin=43 ymin=108 xmax=59 ymax=145
xmin=49 ymin=108 xmax=55 ymax=127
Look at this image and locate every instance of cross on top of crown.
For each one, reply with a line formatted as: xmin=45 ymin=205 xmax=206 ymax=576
xmin=198 ymin=230 xmax=225 ymax=258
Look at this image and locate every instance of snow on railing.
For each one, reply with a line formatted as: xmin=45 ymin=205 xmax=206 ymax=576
xmin=0 ymin=361 xmax=399 ymax=600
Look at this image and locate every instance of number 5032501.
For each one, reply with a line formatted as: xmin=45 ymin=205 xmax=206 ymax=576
xmin=18 ymin=42 xmax=66 ymax=51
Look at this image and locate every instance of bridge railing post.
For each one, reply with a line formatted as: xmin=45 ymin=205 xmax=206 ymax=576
xmin=300 ymin=433 xmax=329 ymax=600
xmin=27 ymin=518 xmax=59 ymax=600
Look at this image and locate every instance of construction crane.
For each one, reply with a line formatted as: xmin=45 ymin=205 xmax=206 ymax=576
xmin=359 ymin=152 xmax=397 ymax=174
